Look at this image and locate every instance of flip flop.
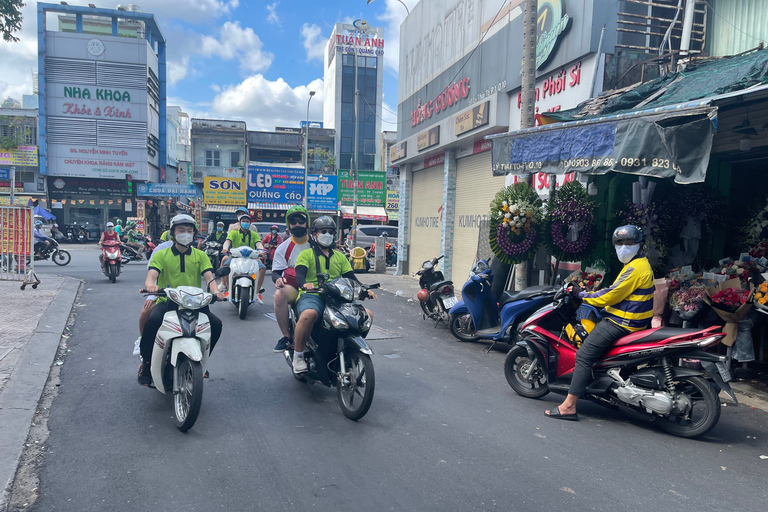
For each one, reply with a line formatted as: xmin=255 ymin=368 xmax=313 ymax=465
xmin=545 ymin=406 xmax=579 ymax=421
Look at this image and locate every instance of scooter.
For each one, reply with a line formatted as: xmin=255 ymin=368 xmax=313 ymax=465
xmin=120 ymin=243 xmax=144 ymax=264
xmin=448 ymin=260 xmax=556 ymax=349
xmin=286 ymin=275 xmax=379 ymax=420
xmin=228 ymin=246 xmax=265 ymax=320
xmin=77 ymin=222 xmax=89 ymax=243
xmin=66 ymin=223 xmax=75 ymax=243
xmin=34 ymin=238 xmax=71 ymax=266
xmin=414 ymin=255 xmax=455 ymax=325
xmin=139 ymin=267 xmax=229 ymax=432
xmin=204 ymin=241 xmax=223 ymax=271
xmin=101 ymin=240 xmax=122 ymax=283
xmin=505 ymin=283 xmax=736 ymax=438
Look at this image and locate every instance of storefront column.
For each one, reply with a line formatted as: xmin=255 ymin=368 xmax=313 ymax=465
xmin=440 ymin=149 xmax=457 ymax=281
xmin=395 ymin=164 xmax=412 ymax=276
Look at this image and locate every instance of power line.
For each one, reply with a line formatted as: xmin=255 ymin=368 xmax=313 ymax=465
xmin=704 ymin=0 xmax=764 ymax=44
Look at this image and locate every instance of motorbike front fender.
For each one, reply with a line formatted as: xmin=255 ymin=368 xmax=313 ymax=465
xmin=171 ymin=337 xmax=203 ymax=366
xmin=448 ymin=300 xmax=468 ymax=316
xmin=345 ymin=335 xmax=373 ymax=355
xmin=234 ymin=276 xmax=253 ymax=287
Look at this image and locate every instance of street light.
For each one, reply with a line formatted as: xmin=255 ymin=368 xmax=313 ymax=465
xmin=303 ymin=90 xmax=316 ymax=208
xmin=366 ymin=0 xmax=410 ymax=15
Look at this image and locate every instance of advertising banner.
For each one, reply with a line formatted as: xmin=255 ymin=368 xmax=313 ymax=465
xmin=47 ymin=176 xmax=132 ymax=198
xmin=0 ymin=207 xmax=32 ymax=255
xmin=137 ymin=183 xmax=201 ymax=197
xmin=338 ymin=170 xmax=386 ymax=206
xmin=0 ymin=146 xmax=38 ymax=167
xmin=247 ymin=164 xmax=305 ymax=204
xmin=307 ymin=174 xmax=338 ymax=211
xmin=203 ymin=177 xmax=246 ymax=206
xmin=386 ymin=190 xmax=399 ymax=221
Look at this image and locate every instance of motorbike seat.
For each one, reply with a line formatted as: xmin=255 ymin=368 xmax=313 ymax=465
xmin=500 ymin=286 xmax=557 ymax=307
xmin=614 ymin=327 xmax=704 ymax=347
xmin=429 ymin=280 xmax=453 ymax=292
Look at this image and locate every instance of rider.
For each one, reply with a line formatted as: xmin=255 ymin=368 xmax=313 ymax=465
xmin=97 ymin=222 xmax=121 ymax=268
xmin=545 ymin=225 xmax=654 ymax=421
xmin=292 ymin=216 xmax=376 ymax=374
xmin=138 ymin=214 xmax=226 ymax=386
xmin=124 ymin=220 xmax=146 ymax=259
xmin=160 ymin=229 xmax=171 ymax=242
xmin=219 ymin=207 xmax=267 ymax=304
xmin=114 ymin=219 xmax=124 ymax=239
xmin=33 ymin=220 xmax=52 ymax=255
xmin=198 ymin=221 xmax=227 ymax=250
xmin=262 ymin=224 xmax=283 ymax=267
xmin=271 ymin=205 xmax=311 ymax=352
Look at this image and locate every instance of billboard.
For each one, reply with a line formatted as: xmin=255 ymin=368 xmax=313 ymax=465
xmin=247 ymin=164 xmax=305 ymax=204
xmin=307 ymin=174 xmax=338 ymax=211
xmin=203 ymin=177 xmax=246 ymax=206
xmin=0 ymin=146 xmax=38 ymax=167
xmin=338 ymin=170 xmax=386 ymax=206
xmin=137 ymin=183 xmax=201 ymax=197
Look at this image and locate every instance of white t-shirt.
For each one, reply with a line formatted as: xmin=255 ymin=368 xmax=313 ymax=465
xmin=272 ymin=237 xmax=311 ymax=272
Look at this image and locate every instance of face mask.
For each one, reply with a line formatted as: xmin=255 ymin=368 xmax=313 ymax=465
xmin=271 ymin=230 xmax=278 ymax=234
xmin=107 ymin=228 xmax=114 ymax=233
xmin=240 ymin=222 xmax=250 ymax=230
xmin=291 ymin=226 xmax=307 ymax=238
xmin=616 ymin=244 xmax=640 ymax=264
xmin=217 ymin=227 xmax=223 ymax=232
xmin=175 ymin=232 xmax=194 ymax=246
xmin=317 ymin=233 xmax=334 ymax=247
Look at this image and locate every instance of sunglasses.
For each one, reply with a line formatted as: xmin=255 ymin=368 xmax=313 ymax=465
xmin=316 ymin=229 xmax=335 ymax=235
xmin=289 ymin=217 xmax=307 ymax=226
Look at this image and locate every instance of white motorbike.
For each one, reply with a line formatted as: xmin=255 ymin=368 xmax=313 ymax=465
xmin=140 ymin=267 xmax=229 ymax=432
xmin=228 ymin=246 xmax=265 ymax=320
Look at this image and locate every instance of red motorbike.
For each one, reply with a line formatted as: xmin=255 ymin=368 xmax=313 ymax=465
xmin=101 ymin=240 xmax=122 ymax=283
xmin=504 ymin=284 xmax=736 ymax=438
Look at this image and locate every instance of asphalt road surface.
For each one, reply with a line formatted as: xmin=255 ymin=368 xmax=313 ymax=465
xmin=26 ymin=246 xmax=768 ymax=512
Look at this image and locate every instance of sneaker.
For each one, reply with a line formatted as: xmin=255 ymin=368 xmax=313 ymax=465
xmin=133 ymin=337 xmax=141 ymax=356
xmin=137 ymin=361 xmax=152 ymax=386
xmin=218 ymin=282 xmax=227 ymax=293
xmin=293 ymin=353 xmax=308 ymax=374
xmin=256 ymin=293 xmax=264 ymax=305
xmin=273 ymin=336 xmax=293 ymax=353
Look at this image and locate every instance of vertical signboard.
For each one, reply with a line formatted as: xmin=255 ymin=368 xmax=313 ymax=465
xmin=338 ymin=170 xmax=386 ymax=206
xmin=307 ymin=174 xmax=338 ymax=211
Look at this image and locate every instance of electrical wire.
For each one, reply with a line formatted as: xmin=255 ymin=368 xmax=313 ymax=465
xmin=704 ymin=0 xmax=764 ymax=44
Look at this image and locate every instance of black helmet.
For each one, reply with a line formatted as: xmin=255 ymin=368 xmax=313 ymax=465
xmin=311 ymin=216 xmax=336 ymax=233
xmin=612 ymin=225 xmax=644 ymax=246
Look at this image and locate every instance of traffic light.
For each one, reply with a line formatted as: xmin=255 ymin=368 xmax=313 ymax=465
xmin=126 ymin=174 xmax=133 ymax=194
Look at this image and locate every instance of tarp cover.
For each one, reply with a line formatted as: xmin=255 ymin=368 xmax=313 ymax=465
xmin=33 ymin=206 xmax=56 ymax=221
xmin=489 ymin=106 xmax=717 ymax=184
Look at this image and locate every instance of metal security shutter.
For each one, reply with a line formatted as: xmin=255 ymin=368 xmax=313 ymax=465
xmin=408 ymin=166 xmax=444 ymax=274
xmin=452 ymin=151 xmax=504 ymax=282
xmin=47 ymin=117 xmax=97 ymax=145
xmin=45 ymin=58 xmax=96 ymax=85
xmin=97 ymin=61 xmax=147 ymax=90
xmin=97 ymin=120 xmax=146 ymax=148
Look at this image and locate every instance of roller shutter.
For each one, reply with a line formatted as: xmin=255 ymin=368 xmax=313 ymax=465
xmin=408 ymin=166 xmax=444 ymax=274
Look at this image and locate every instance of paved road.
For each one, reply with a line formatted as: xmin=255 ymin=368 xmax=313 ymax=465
xmin=28 ymin=247 xmax=768 ymax=511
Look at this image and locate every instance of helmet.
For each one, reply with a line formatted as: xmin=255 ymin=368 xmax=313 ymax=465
xmin=116 ymin=219 xmax=123 ymax=225
xmin=235 ymin=206 xmax=250 ymax=221
xmin=169 ymin=214 xmax=197 ymax=235
xmin=311 ymin=215 xmax=336 ymax=233
xmin=417 ymin=289 xmax=430 ymax=302
xmin=34 ymin=220 xmax=43 ymax=227
xmin=285 ymin=204 xmax=309 ymax=225
xmin=612 ymin=225 xmax=644 ymax=246
xmin=125 ymin=220 xmax=136 ymax=229
xmin=216 ymin=221 xmax=225 ymax=227
xmin=270 ymin=224 xmax=278 ymax=230
xmin=106 ymin=222 xmax=114 ymax=228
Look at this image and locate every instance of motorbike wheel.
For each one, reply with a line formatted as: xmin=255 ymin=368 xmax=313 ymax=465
xmin=109 ymin=265 xmax=116 ymax=283
xmin=337 ymin=350 xmax=375 ymax=421
xmin=656 ymin=376 xmax=721 ymax=438
xmin=419 ymin=300 xmax=435 ymax=319
xmin=121 ymin=256 xmax=130 ymax=266
xmin=237 ymin=286 xmax=248 ymax=320
xmin=174 ymin=355 xmax=204 ymax=433
xmin=504 ymin=345 xmax=549 ymax=398
xmin=449 ymin=313 xmax=478 ymax=342
xmin=52 ymin=250 xmax=71 ymax=266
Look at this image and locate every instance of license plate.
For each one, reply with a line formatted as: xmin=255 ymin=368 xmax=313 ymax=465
xmin=715 ymin=361 xmax=732 ymax=383
xmin=442 ymin=296 xmax=458 ymax=309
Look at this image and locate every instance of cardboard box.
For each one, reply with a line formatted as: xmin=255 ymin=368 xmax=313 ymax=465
xmin=704 ymin=278 xmax=754 ymax=346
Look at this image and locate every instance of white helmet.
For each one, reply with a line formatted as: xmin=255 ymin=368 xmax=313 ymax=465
xmin=169 ymin=214 xmax=197 ymax=235
xmin=106 ymin=222 xmax=114 ymax=228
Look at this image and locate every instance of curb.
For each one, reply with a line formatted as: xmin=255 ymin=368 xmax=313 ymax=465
xmin=730 ymin=383 xmax=768 ymax=413
xmin=0 ymin=277 xmax=83 ymax=510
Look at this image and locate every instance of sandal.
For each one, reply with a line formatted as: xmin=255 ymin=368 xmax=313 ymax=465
xmin=545 ymin=406 xmax=579 ymax=421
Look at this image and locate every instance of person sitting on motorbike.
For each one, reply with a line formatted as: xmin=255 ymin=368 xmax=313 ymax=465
xmin=271 ymin=205 xmax=312 ymax=353
xmin=138 ymin=214 xmax=226 ymax=386
xmin=160 ymin=229 xmax=170 ymax=242
xmin=545 ymin=225 xmax=655 ymax=421
xmin=219 ymin=209 xmax=267 ymax=304
xmin=262 ymin=224 xmax=283 ymax=248
xmin=198 ymin=221 xmax=227 ymax=250
xmin=97 ymin=222 xmax=121 ymax=267
xmin=33 ymin=220 xmax=52 ymax=255
xmin=135 ymin=236 xmax=175 ymax=355
xmin=292 ymin=216 xmax=376 ymax=374
xmin=114 ymin=219 xmax=124 ymax=239
xmin=124 ymin=221 xmax=146 ymax=259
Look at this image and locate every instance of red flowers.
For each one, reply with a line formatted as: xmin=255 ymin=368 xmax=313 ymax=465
xmin=711 ymin=288 xmax=751 ymax=310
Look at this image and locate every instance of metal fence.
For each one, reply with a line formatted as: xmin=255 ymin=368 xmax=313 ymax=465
xmin=0 ymin=205 xmax=40 ymax=289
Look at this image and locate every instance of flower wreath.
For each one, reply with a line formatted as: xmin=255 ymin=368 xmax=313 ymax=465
xmin=543 ymin=181 xmax=596 ymax=261
xmin=489 ymin=183 xmax=543 ymax=265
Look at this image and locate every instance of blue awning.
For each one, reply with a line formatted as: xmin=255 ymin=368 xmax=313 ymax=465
xmin=34 ymin=206 xmax=56 ymax=221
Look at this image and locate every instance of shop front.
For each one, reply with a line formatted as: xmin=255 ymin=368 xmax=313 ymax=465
xmin=203 ymin=176 xmax=246 ymax=234
xmin=338 ymin=170 xmax=388 ymax=235
xmin=408 ymin=164 xmax=444 ymax=273
xmin=47 ymin=176 xmax=133 ymax=237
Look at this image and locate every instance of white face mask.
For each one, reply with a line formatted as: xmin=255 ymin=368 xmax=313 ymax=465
xmin=175 ymin=232 xmax=194 ymax=246
xmin=316 ymin=233 xmax=334 ymax=247
xmin=616 ymin=244 xmax=640 ymax=264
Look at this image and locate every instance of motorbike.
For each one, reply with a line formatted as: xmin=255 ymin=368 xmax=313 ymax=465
xmin=120 ymin=235 xmax=154 ymax=264
xmin=77 ymin=222 xmax=89 ymax=243
xmin=101 ymin=240 xmax=122 ymax=283
xmin=367 ymin=243 xmax=397 ymax=268
xmin=505 ymin=283 xmax=736 ymax=438
xmin=65 ymin=224 xmax=75 ymax=243
xmin=228 ymin=246 xmax=265 ymax=320
xmin=139 ymin=267 xmax=230 ymax=432
xmin=414 ymin=255 xmax=456 ymax=325
xmin=448 ymin=260 xmax=556 ymax=348
xmin=34 ymin=238 xmax=72 ymax=266
xmin=143 ymin=234 xmax=156 ymax=260
xmin=204 ymin=241 xmax=223 ymax=270
xmin=286 ymin=275 xmax=379 ymax=420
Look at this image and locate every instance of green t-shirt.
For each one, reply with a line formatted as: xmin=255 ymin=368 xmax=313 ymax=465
xmin=126 ymin=229 xmax=141 ymax=242
xmin=295 ymin=247 xmax=353 ymax=290
xmin=226 ymin=229 xmax=261 ymax=250
xmin=160 ymin=230 xmax=170 ymax=242
xmin=149 ymin=245 xmax=213 ymax=301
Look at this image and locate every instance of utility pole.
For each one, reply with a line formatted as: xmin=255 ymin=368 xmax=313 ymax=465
xmin=303 ymin=91 xmax=316 ymax=208
xmin=352 ymin=49 xmax=360 ymax=248
xmin=10 ymin=166 xmax=16 ymax=205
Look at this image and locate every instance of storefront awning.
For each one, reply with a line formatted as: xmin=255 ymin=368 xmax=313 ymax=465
xmin=247 ymin=203 xmax=292 ymax=210
xmin=205 ymin=205 xmax=239 ymax=213
xmin=340 ymin=206 xmax=388 ymax=222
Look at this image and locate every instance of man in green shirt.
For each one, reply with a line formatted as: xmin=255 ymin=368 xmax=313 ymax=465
xmin=138 ymin=214 xmax=226 ymax=386
xmin=292 ymin=216 xmax=375 ymax=374
xmin=125 ymin=220 xmax=146 ymax=259
xmin=219 ymin=208 xmax=267 ymax=304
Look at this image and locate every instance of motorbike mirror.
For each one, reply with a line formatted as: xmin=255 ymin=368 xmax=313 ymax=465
xmin=318 ymin=273 xmax=330 ymax=283
xmin=215 ymin=267 xmax=231 ymax=277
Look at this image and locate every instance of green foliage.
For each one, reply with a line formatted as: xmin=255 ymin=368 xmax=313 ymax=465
xmin=1 ymin=0 xmax=25 ymax=43
xmin=543 ymin=181 xmax=597 ymax=262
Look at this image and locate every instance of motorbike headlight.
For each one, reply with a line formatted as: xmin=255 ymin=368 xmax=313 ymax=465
xmin=177 ymin=290 xmax=209 ymax=309
xmin=323 ymin=307 xmax=349 ymax=329
xmin=423 ymin=261 xmax=433 ymax=270
xmin=107 ymin=251 xmax=118 ymax=259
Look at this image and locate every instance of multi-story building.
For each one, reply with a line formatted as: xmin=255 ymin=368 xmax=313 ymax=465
xmin=0 ymin=108 xmax=44 ymax=206
xmin=191 ymin=119 xmax=247 ymax=183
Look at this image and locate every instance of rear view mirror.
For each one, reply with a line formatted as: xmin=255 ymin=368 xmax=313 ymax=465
xmin=215 ymin=267 xmax=231 ymax=277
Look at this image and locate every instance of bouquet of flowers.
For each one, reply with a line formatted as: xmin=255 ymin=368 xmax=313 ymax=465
xmin=749 ymin=240 xmax=768 ymax=260
xmin=753 ymin=282 xmax=768 ymax=311
xmin=709 ymin=288 xmax=751 ymax=312
xmin=716 ymin=259 xmax=764 ymax=285
xmin=567 ymin=269 xmax=604 ymax=292
xmin=705 ymin=278 xmax=754 ymax=346
xmin=668 ymin=284 xmax=707 ymax=320
xmin=489 ymin=183 xmax=543 ymax=265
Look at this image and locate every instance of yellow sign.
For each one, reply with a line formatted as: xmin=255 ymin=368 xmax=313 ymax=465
xmin=0 ymin=196 xmax=33 ymax=206
xmin=386 ymin=190 xmax=399 ymax=210
xmin=455 ymin=101 xmax=490 ymax=136
xmin=0 ymin=146 xmax=38 ymax=167
xmin=203 ymin=177 xmax=246 ymax=206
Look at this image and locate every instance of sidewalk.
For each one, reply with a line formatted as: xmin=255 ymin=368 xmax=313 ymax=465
xmin=0 ymin=275 xmax=82 ymax=508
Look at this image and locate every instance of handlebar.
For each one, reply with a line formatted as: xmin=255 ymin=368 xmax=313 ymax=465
xmin=140 ymin=288 xmax=224 ymax=303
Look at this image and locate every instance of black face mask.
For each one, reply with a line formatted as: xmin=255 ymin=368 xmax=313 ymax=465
xmin=291 ymin=226 xmax=307 ymax=237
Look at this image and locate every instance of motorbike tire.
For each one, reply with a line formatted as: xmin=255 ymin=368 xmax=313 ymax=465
xmin=419 ymin=300 xmax=435 ymax=319
xmin=449 ymin=313 xmax=478 ymax=342
xmin=337 ymin=350 xmax=375 ymax=421
xmin=237 ymin=286 xmax=248 ymax=320
xmin=504 ymin=345 xmax=549 ymax=398
xmin=173 ymin=355 xmax=204 ymax=432
xmin=109 ymin=264 xmax=117 ymax=283
xmin=52 ymin=250 xmax=71 ymax=266
xmin=655 ymin=375 xmax=721 ymax=438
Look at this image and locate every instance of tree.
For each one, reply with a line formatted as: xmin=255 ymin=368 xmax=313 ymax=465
xmin=1 ymin=0 xmax=25 ymax=43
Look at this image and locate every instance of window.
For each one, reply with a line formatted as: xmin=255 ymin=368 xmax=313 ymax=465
xmin=205 ymin=150 xmax=220 ymax=167
xmin=1 ymin=125 xmax=14 ymax=138
xmin=341 ymin=103 xmax=354 ymax=122
xmin=364 ymin=139 xmax=375 ymax=155
xmin=230 ymin=151 xmax=241 ymax=167
xmin=342 ymin=54 xmax=354 ymax=66
xmin=366 ymin=57 xmax=377 ymax=68
xmin=342 ymin=84 xmax=354 ymax=103
xmin=341 ymin=137 xmax=352 ymax=153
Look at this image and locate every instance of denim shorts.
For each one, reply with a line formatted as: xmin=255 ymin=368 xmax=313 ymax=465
xmin=296 ymin=293 xmax=325 ymax=318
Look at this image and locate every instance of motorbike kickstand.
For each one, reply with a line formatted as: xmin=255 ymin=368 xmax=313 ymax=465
xmin=483 ymin=340 xmax=498 ymax=354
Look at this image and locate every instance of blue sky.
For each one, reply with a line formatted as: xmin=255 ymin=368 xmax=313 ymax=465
xmin=1 ymin=0 xmax=416 ymax=131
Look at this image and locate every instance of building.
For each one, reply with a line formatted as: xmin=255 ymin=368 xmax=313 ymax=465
xmin=248 ymin=129 xmax=302 ymax=164
xmin=38 ymin=2 xmax=167 ymax=233
xmin=0 ymin=108 xmax=44 ymax=206
xmin=304 ymin=125 xmax=336 ymax=176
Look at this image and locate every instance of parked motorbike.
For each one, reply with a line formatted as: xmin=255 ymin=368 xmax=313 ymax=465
xmin=101 ymin=240 xmax=122 ymax=283
xmin=77 ymin=222 xmax=90 ymax=243
xmin=228 ymin=246 xmax=265 ymax=320
xmin=449 ymin=260 xmax=556 ymax=347
xmin=505 ymin=283 xmax=736 ymax=438
xmin=139 ymin=267 xmax=229 ymax=432
xmin=204 ymin=241 xmax=223 ymax=270
xmin=285 ymin=275 xmax=379 ymax=420
xmin=414 ymin=255 xmax=455 ymax=325
xmin=34 ymin=238 xmax=71 ymax=266
xmin=65 ymin=223 xmax=75 ymax=243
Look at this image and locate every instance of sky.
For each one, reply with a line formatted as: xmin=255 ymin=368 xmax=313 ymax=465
xmin=0 ymin=0 xmax=418 ymax=132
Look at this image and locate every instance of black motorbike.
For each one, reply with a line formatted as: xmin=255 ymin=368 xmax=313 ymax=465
xmin=414 ymin=255 xmax=456 ymax=325
xmin=286 ymin=275 xmax=379 ymax=421
xmin=65 ymin=224 xmax=75 ymax=243
xmin=76 ymin=222 xmax=90 ymax=243
xmin=35 ymin=238 xmax=71 ymax=266
xmin=204 ymin=241 xmax=223 ymax=270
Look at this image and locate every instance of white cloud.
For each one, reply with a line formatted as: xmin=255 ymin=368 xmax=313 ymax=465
xmin=377 ymin=0 xmax=418 ymax=73
xmin=301 ymin=23 xmax=326 ymax=62
xmin=168 ymin=56 xmax=190 ymax=86
xmin=0 ymin=2 xmax=38 ymax=101
xmin=200 ymin=22 xmax=274 ymax=73
xmin=212 ymin=75 xmax=324 ymax=131
xmin=266 ymin=2 xmax=280 ymax=25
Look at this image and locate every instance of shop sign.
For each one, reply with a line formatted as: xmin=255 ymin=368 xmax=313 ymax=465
xmin=415 ymin=153 xmax=445 ymax=171
xmin=417 ymin=126 xmax=440 ymax=151
xmin=457 ymin=139 xmax=492 ymax=158
xmin=63 ymin=86 xmax=132 ymax=102
xmin=411 ymin=78 xmax=471 ymax=128
xmin=338 ymin=170 xmax=386 ymax=207
xmin=47 ymin=176 xmax=131 ymax=198
xmin=0 ymin=146 xmax=38 ymax=166
xmin=386 ymin=190 xmax=399 ymax=211
xmin=0 ymin=181 xmax=24 ymax=194
xmin=327 ymin=20 xmax=385 ymax=59
xmin=247 ymin=164 xmax=305 ymax=204
xmin=510 ymin=172 xmax=579 ymax=199
xmin=455 ymin=101 xmax=490 ymax=136
xmin=203 ymin=177 xmax=246 ymax=206
xmin=136 ymin=183 xmax=201 ymax=197
xmin=390 ymin=142 xmax=407 ymax=162
xmin=536 ymin=1 xmax=572 ymax=69
xmin=136 ymin=200 xmax=146 ymax=219
xmin=307 ymin=174 xmax=338 ymax=211
xmin=46 ymin=145 xmax=148 ymax=180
